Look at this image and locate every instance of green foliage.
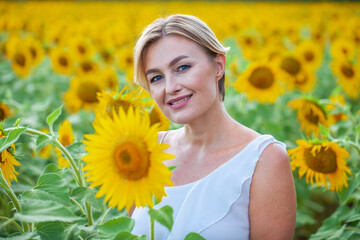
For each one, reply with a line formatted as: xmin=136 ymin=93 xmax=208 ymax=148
xmin=148 ymin=206 xmax=174 ymax=231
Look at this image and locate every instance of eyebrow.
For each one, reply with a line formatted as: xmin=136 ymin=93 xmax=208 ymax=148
xmin=145 ymin=55 xmax=189 ymax=76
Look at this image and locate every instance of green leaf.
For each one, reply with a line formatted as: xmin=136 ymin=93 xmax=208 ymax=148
xmin=0 ymin=232 xmax=40 ymax=240
xmin=184 ymin=232 xmax=206 ymax=240
xmin=168 ymin=165 xmax=178 ymax=172
xmin=319 ymin=123 xmax=329 ymax=137
xmin=36 ymin=222 xmax=65 ymax=240
xmin=339 ymin=172 xmax=360 ymax=203
xmin=22 ymin=173 xmax=70 ymax=205
xmin=36 ymin=134 xmax=54 ymax=152
xmin=114 ymin=232 xmax=147 ymax=240
xmin=63 ymin=223 xmax=81 ymax=240
xmin=72 ymin=187 xmax=102 ymax=210
xmin=46 ymin=105 xmax=62 ymax=132
xmin=98 ymin=217 xmax=135 ymax=239
xmin=14 ymin=118 xmax=24 ymax=127
xmin=0 ymin=127 xmax=27 ymax=153
xmin=148 ymin=205 xmax=173 ymax=231
xmin=356 ymin=124 xmax=360 ymax=135
xmin=346 ymin=214 xmax=360 ymax=223
xmin=15 ymin=199 xmax=81 ymax=223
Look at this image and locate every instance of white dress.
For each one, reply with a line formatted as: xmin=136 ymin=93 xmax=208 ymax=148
xmin=131 ymin=134 xmax=286 ymax=240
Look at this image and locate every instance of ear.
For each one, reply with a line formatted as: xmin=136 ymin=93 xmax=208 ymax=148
xmin=215 ymin=53 xmax=226 ymax=82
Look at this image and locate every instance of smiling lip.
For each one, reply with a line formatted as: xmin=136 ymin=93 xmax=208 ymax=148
xmin=167 ymin=94 xmax=193 ymax=109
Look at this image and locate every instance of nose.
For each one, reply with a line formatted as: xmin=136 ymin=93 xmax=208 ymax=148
xmin=165 ymin=75 xmax=182 ymax=94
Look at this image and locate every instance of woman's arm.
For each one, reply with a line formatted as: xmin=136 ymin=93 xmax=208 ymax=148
xmin=249 ymin=143 xmax=297 ymax=240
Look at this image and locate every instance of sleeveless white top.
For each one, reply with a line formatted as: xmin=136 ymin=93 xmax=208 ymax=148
xmin=131 ymin=134 xmax=286 ymax=240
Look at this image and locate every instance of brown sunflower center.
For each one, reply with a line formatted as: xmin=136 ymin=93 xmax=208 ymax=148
xmin=114 ymin=141 xmax=150 ymax=180
xmin=81 ymin=62 xmax=93 ymax=72
xmin=77 ymin=82 xmax=100 ymax=103
xmin=245 ymin=37 xmax=253 ymax=46
xmin=101 ymin=51 xmax=112 ymax=62
xmin=14 ymin=53 xmax=26 ymax=67
xmin=105 ymin=99 xmax=130 ymax=118
xmin=305 ymin=108 xmax=320 ymax=124
xmin=58 ymin=56 xmax=68 ymax=67
xmin=341 ymin=65 xmax=354 ymax=78
xmin=78 ymin=45 xmax=86 ymax=54
xmin=248 ymin=67 xmax=274 ymax=89
xmin=304 ymin=51 xmax=314 ymax=62
xmin=0 ymin=108 xmax=5 ymax=121
xmin=280 ymin=57 xmax=301 ymax=76
xmin=126 ymin=57 xmax=133 ymax=65
xmin=30 ymin=47 xmax=37 ymax=59
xmin=150 ymin=108 xmax=161 ymax=126
xmin=304 ymin=146 xmax=337 ymax=173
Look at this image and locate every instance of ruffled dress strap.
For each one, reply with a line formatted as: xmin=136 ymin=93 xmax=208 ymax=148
xmin=167 ymin=134 xmax=285 ymax=240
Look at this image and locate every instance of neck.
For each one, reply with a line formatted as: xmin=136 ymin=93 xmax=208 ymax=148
xmin=179 ymin=101 xmax=238 ymax=149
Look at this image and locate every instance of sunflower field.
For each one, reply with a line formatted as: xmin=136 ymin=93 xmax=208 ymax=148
xmin=0 ymin=1 xmax=360 ymax=239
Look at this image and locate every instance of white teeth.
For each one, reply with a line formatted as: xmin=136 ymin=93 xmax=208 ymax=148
xmin=171 ymin=96 xmax=191 ymax=105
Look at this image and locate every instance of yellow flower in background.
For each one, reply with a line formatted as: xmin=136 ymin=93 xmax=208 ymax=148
xmin=100 ymin=66 xmax=119 ymax=91
xmin=69 ymin=36 xmax=95 ymax=61
xmin=149 ymin=104 xmax=170 ymax=131
xmin=278 ymin=53 xmax=316 ymax=92
xmin=233 ymin=62 xmax=285 ymax=103
xmin=95 ymin=87 xmax=147 ymax=119
xmin=236 ymin=28 xmax=263 ymax=61
xmin=10 ymin=46 xmax=32 ymax=78
xmin=38 ymin=128 xmax=52 ymax=159
xmin=288 ymin=98 xmax=328 ymax=136
xmin=0 ymin=131 xmax=20 ymax=185
xmin=117 ymin=47 xmax=134 ymax=72
xmin=294 ymin=40 xmax=323 ymax=70
xmin=98 ymin=47 xmax=115 ymax=65
xmin=24 ymin=36 xmax=45 ymax=67
xmin=58 ymin=120 xmax=74 ymax=147
xmin=50 ymin=47 xmax=75 ymax=76
xmin=326 ymin=94 xmax=348 ymax=125
xmin=82 ymin=107 xmax=174 ymax=211
xmin=331 ymin=58 xmax=360 ymax=100
xmin=76 ymin=60 xmax=99 ymax=76
xmin=63 ymin=75 xmax=104 ymax=113
xmin=0 ymin=103 xmax=12 ymax=121
xmin=55 ymin=120 xmax=74 ymax=168
xmin=288 ymin=139 xmax=352 ymax=192
xmin=330 ymin=38 xmax=357 ymax=61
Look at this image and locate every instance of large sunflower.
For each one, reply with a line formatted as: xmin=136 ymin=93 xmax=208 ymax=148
xmin=0 ymin=103 xmax=12 ymax=121
xmin=0 ymin=131 xmax=20 ymax=185
xmin=63 ymin=75 xmax=104 ymax=113
xmin=288 ymin=98 xmax=328 ymax=136
xmin=331 ymin=58 xmax=360 ymax=100
xmin=82 ymin=107 xmax=174 ymax=211
xmin=288 ymin=139 xmax=352 ymax=192
xmin=233 ymin=62 xmax=285 ymax=103
xmin=95 ymin=87 xmax=147 ymax=119
xmin=55 ymin=120 xmax=74 ymax=168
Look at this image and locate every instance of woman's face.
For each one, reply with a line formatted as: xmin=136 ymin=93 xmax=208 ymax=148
xmin=144 ymin=35 xmax=224 ymax=124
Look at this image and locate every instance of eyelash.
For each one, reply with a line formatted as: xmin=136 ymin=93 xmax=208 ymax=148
xmin=149 ymin=64 xmax=191 ymax=83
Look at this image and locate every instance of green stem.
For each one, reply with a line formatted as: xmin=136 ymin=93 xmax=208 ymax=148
xmin=0 ymin=216 xmax=24 ymax=233
xmin=100 ymin=207 xmax=112 ymax=225
xmin=345 ymin=227 xmax=360 ymax=233
xmin=70 ymin=197 xmax=86 ymax=215
xmin=85 ymin=202 xmax=93 ymax=226
xmin=150 ymin=216 xmax=155 ymax=240
xmin=3 ymin=127 xmax=93 ymax=226
xmin=0 ymin=170 xmax=29 ymax=232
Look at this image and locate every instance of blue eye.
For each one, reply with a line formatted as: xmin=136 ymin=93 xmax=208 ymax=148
xmin=150 ymin=75 xmax=163 ymax=83
xmin=177 ymin=65 xmax=190 ymax=72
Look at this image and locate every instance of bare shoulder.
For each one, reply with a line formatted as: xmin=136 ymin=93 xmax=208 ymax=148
xmin=249 ymin=142 xmax=297 ymax=240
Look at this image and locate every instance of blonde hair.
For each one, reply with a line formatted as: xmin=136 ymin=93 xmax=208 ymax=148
xmin=134 ymin=14 xmax=230 ymax=100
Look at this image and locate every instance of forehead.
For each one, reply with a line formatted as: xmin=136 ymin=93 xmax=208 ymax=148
xmin=143 ymin=35 xmax=208 ymax=69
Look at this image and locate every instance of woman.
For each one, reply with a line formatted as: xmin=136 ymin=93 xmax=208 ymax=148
xmin=131 ymin=14 xmax=296 ymax=240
